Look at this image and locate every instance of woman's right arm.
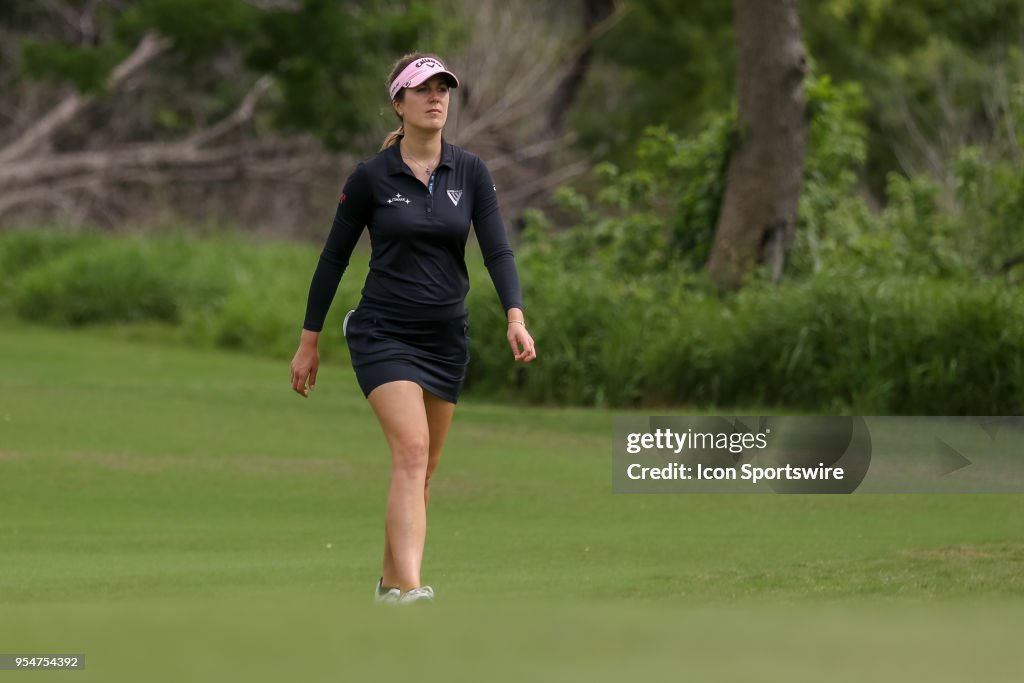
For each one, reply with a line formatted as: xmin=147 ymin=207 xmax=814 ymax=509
xmin=291 ymin=164 xmax=373 ymax=398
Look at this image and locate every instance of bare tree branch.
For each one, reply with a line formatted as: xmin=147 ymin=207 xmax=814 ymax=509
xmin=485 ymin=133 xmax=576 ymax=173
xmin=187 ymin=76 xmax=274 ymax=148
xmin=244 ymin=0 xmax=301 ymax=9
xmin=447 ymin=0 xmax=571 ymax=143
xmin=501 ymin=159 xmax=592 ymax=207
xmin=545 ymin=0 xmax=623 ymax=138
xmin=0 ymin=31 xmax=170 ymax=165
xmin=892 ymin=89 xmax=943 ymax=178
xmin=0 ymin=137 xmax=324 ymax=188
xmin=38 ymin=0 xmax=83 ymax=39
xmin=0 ymin=28 xmax=329 ymax=229
xmin=0 ymin=140 xmax=338 ymax=223
xmin=1 ymin=0 xmax=596 ymax=229
xmin=0 ymin=177 xmax=100 ymax=219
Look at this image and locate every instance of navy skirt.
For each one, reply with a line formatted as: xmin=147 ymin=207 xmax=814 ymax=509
xmin=343 ymin=307 xmax=470 ymax=404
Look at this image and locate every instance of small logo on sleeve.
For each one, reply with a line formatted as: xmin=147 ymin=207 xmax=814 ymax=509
xmin=446 ymin=189 xmax=463 ymax=206
xmin=338 ymin=192 xmax=347 ymax=204
xmin=386 ymin=192 xmax=411 ymax=205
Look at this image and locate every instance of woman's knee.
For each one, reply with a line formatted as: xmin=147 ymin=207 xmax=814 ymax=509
xmin=391 ymin=434 xmax=430 ymax=478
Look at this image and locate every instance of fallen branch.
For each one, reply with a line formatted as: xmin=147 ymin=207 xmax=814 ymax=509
xmin=0 ymin=137 xmax=322 ymax=188
xmin=0 ymin=32 xmax=170 ymax=165
xmin=186 ymin=75 xmax=274 ymax=148
xmin=500 ymin=158 xmax=592 ymax=207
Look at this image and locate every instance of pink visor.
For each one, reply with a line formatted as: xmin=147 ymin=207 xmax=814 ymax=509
xmin=389 ymin=57 xmax=460 ymax=100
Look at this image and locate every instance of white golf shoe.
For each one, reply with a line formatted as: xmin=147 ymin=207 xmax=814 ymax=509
xmin=396 ymin=585 xmax=434 ymax=605
xmin=374 ymin=578 xmax=400 ymax=605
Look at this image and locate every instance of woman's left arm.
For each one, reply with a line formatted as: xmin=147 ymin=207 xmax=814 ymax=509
xmin=472 ymin=158 xmax=536 ymax=364
xmin=505 ymin=308 xmax=535 ymax=363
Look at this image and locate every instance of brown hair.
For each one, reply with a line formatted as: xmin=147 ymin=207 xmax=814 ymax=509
xmin=380 ymin=52 xmax=449 ymax=150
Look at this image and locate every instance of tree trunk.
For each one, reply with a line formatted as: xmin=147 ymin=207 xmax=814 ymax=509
xmin=706 ymin=0 xmax=808 ymax=289
xmin=544 ymin=0 xmax=615 ymax=140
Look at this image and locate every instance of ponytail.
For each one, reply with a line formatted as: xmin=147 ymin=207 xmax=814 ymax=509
xmin=381 ymin=124 xmax=404 ymax=150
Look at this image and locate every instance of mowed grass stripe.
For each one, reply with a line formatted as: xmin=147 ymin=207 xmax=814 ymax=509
xmin=1 ymin=322 xmax=1024 ymax=607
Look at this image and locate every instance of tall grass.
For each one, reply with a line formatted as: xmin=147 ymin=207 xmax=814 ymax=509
xmin=3 ymin=228 xmax=1021 ymax=412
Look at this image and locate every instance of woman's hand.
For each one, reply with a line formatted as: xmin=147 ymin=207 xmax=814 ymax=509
xmin=507 ymin=320 xmax=536 ymax=363
xmin=291 ymin=330 xmax=321 ymax=397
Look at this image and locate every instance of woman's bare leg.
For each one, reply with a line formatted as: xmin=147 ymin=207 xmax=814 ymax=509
xmin=423 ymin=389 xmax=456 ymax=508
xmin=369 ymin=381 xmax=430 ymax=592
xmin=378 ymin=386 xmax=457 ymax=590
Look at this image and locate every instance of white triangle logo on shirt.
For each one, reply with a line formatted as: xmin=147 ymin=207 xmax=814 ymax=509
xmin=447 ymin=189 xmax=463 ymax=206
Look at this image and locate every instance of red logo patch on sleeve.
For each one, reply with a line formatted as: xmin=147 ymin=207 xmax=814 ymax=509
xmin=338 ymin=192 xmax=347 ymax=204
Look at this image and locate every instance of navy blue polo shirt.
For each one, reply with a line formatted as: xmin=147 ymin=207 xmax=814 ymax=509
xmin=303 ymin=139 xmax=523 ymax=331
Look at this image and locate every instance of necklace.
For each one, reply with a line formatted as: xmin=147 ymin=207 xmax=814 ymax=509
xmin=401 ymin=144 xmax=440 ymax=176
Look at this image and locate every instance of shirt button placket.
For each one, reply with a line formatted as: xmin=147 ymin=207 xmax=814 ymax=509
xmin=426 ymin=169 xmax=436 ymax=216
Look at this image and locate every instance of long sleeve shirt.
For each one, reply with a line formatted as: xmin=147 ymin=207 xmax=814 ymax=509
xmin=303 ymin=138 xmax=523 ymax=331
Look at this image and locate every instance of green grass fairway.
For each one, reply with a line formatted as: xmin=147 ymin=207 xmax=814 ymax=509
xmin=2 ymin=323 xmax=1023 ymax=681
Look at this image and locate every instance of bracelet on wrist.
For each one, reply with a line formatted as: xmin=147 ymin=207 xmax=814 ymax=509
xmin=508 ymin=320 xmax=525 ymax=326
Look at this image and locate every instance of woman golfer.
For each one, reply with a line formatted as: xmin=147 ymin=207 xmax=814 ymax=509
xmin=290 ymin=53 xmax=536 ymax=605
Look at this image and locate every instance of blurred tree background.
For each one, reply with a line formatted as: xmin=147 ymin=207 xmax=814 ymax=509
xmin=2 ymin=0 xmax=1023 ymax=412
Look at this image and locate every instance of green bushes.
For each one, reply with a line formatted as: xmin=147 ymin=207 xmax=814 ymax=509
xmin=2 ymin=228 xmax=1021 ymax=413
xmin=0 ymin=230 xmax=101 ymax=316
xmin=13 ymin=239 xmax=197 ymax=325
xmin=0 ymin=230 xmax=361 ymax=363
xmin=467 ymin=266 xmax=1024 ymax=413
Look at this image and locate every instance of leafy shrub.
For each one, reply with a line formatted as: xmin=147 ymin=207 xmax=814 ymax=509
xmin=0 ymin=229 xmax=104 ymax=316
xmin=0 ymin=229 xmax=369 ymax=364
xmin=3 ymin=229 xmax=1022 ymax=413
xmin=466 ymin=263 xmax=1024 ymax=413
xmin=12 ymin=238 xmax=195 ymax=325
xmin=543 ymin=117 xmax=734 ymax=276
